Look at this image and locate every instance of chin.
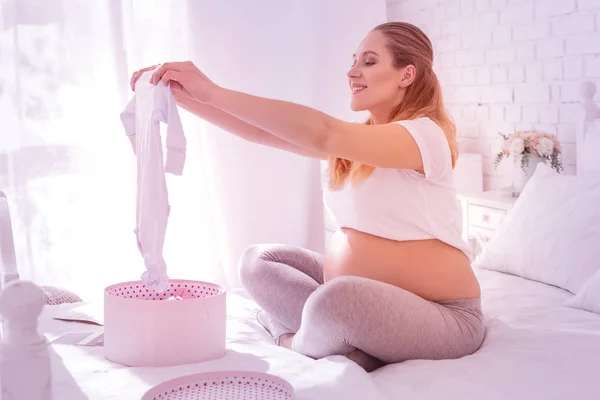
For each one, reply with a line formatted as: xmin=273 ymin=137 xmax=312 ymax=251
xmin=350 ymin=100 xmax=368 ymax=112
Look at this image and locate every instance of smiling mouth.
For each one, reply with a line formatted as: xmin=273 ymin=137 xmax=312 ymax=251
xmin=351 ymin=86 xmax=367 ymax=94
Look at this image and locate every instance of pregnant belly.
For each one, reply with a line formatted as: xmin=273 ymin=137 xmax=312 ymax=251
xmin=323 ymin=228 xmax=480 ymax=302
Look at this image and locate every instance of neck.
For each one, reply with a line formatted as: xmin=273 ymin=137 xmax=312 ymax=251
xmin=369 ymin=109 xmax=391 ymax=125
xmin=369 ymin=101 xmax=401 ymax=125
xmin=370 ymin=93 xmax=405 ymax=124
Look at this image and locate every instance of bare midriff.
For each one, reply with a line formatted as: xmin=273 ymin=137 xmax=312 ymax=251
xmin=323 ymin=227 xmax=481 ymax=302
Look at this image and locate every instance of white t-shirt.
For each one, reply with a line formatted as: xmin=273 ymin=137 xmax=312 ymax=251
xmin=322 ymin=117 xmax=472 ymax=261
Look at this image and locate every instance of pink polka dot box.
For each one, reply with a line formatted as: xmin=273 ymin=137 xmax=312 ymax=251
xmin=141 ymin=371 xmax=294 ymax=400
xmin=103 ymin=279 xmax=226 ymax=367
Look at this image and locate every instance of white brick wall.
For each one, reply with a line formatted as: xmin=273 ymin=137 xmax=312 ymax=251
xmin=386 ymin=0 xmax=600 ymax=190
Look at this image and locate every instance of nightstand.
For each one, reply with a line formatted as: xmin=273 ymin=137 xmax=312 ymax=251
xmin=457 ymin=190 xmax=518 ymax=257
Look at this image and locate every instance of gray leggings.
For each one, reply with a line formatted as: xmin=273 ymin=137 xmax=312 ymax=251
xmin=239 ymin=243 xmax=485 ymax=369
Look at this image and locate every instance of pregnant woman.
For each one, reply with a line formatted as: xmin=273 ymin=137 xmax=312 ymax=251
xmin=131 ymin=21 xmax=485 ymax=371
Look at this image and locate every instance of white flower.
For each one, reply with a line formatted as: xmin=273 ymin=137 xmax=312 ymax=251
xmin=509 ymin=138 xmax=525 ymax=155
xmin=536 ymin=137 xmax=554 ymax=157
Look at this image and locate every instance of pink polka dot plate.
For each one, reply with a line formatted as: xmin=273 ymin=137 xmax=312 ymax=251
xmin=140 ymin=370 xmax=295 ymax=400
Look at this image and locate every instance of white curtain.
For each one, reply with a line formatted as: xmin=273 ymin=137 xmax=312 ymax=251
xmin=0 ymin=0 xmax=386 ymax=301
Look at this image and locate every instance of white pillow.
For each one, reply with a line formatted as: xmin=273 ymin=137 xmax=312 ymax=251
xmin=475 ymin=163 xmax=600 ymax=294
xmin=564 ymin=269 xmax=600 ymax=314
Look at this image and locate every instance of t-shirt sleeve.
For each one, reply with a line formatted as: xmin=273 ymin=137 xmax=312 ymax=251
xmin=120 ymin=97 xmax=137 ymax=154
xmin=394 ymin=118 xmax=453 ymax=183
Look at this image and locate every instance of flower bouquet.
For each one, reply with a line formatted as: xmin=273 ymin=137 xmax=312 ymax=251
xmin=494 ymin=130 xmax=564 ymax=195
xmin=494 ymin=130 xmax=564 ymax=174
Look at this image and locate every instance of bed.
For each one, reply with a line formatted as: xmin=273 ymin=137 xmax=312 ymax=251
xmin=36 ymin=267 xmax=600 ymax=400
xmin=3 ymin=81 xmax=600 ymax=399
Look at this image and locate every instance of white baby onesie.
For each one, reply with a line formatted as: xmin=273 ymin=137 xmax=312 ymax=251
xmin=120 ymin=69 xmax=186 ymax=292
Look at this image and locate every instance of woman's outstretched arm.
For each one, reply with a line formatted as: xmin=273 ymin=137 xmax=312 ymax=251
xmin=151 ymin=61 xmax=423 ymax=171
xmin=176 ymin=94 xmax=328 ymax=160
xmin=209 ymin=88 xmax=423 ymax=171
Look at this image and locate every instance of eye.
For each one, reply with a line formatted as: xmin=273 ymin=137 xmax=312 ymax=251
xmin=351 ymin=59 xmax=376 ymax=67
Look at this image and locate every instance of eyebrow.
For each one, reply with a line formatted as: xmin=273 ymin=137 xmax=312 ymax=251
xmin=352 ymin=50 xmax=379 ymax=58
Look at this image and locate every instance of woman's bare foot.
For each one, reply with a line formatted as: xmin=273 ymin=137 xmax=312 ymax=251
xmin=278 ymin=333 xmax=295 ymax=349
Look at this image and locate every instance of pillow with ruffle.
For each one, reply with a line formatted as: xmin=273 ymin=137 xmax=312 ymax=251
xmin=41 ymin=286 xmax=82 ymax=305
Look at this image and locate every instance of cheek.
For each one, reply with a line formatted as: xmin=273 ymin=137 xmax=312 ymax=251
xmin=369 ymin=71 xmax=399 ymax=97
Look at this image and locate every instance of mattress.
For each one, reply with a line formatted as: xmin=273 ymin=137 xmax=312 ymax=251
xmin=43 ymin=291 xmax=384 ymax=400
xmin=42 ymin=267 xmax=600 ymax=400
xmin=371 ymin=267 xmax=600 ymax=400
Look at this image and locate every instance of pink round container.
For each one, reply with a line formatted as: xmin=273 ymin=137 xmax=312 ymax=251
xmin=103 ymin=279 xmax=226 ymax=367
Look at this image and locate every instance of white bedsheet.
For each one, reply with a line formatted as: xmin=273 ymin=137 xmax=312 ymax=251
xmin=42 ymin=267 xmax=600 ymax=400
xmin=371 ymin=267 xmax=600 ymax=400
xmin=42 ymin=291 xmax=385 ymax=400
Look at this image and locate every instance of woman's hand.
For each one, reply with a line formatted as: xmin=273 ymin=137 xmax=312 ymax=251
xmin=169 ymin=80 xmax=196 ymax=107
xmin=129 ymin=63 xmax=201 ymax=107
xmin=150 ymin=61 xmax=221 ymax=104
xmin=129 ymin=65 xmax=158 ymax=91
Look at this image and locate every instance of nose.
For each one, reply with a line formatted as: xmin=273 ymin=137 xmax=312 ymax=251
xmin=347 ymin=64 xmax=361 ymax=79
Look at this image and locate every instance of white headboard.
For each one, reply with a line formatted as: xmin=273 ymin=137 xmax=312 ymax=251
xmin=578 ymin=81 xmax=600 ymax=176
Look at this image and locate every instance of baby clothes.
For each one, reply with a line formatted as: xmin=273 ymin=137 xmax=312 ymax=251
xmin=120 ymin=69 xmax=186 ymax=292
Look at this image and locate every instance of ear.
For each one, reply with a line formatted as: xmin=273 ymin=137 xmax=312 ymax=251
xmin=399 ymin=65 xmax=417 ymax=87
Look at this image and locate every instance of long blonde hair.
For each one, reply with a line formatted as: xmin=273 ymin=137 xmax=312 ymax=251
xmin=328 ymin=22 xmax=458 ymax=189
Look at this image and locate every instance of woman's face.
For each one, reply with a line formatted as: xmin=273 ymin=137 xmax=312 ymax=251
xmin=347 ymin=30 xmax=411 ymax=123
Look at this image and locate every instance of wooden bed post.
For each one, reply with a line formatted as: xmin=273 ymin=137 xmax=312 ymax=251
xmin=0 ymin=188 xmax=52 ymax=398
xmin=0 ymin=192 xmax=19 ymax=289
xmin=0 ymin=280 xmax=52 ymax=400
